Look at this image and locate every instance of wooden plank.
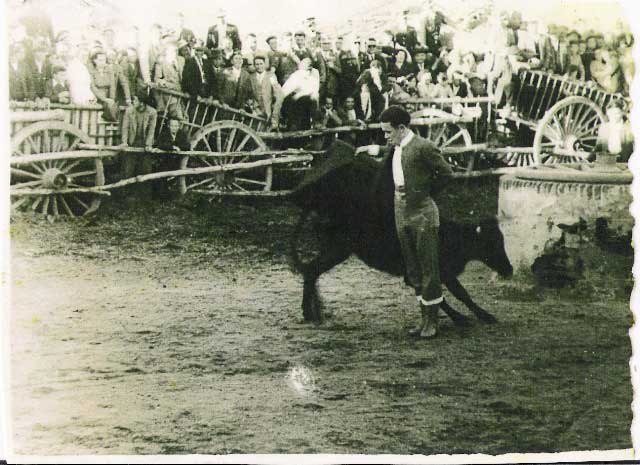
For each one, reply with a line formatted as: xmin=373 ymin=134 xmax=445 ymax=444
xmin=10 ymin=110 xmax=67 ymax=123
xmin=11 ymin=188 xmax=111 ymax=196
xmin=190 ymin=189 xmax=295 ymax=197
xmin=77 ymin=143 xmax=323 ymax=158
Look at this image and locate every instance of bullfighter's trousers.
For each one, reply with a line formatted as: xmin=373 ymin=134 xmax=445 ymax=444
xmin=394 ymin=192 xmax=443 ymax=305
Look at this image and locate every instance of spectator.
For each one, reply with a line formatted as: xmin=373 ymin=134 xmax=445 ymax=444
xmin=356 ymin=59 xmax=387 ymax=122
xmin=65 ymin=45 xmax=96 ymax=105
xmin=249 ymin=55 xmax=283 ymax=121
xmin=121 ymin=47 xmax=145 ymax=99
xmin=206 ymin=49 xmax=227 ymax=101
xmin=417 ymin=71 xmax=437 ymax=99
xmin=153 ymin=38 xmax=185 ymax=119
xmin=450 ymin=72 xmax=470 ymax=98
xmin=155 ymin=117 xmax=190 ymax=198
xmin=272 ymin=57 xmax=321 ymax=131
xmin=337 ymin=51 xmax=360 ymax=104
xmin=291 ymin=31 xmax=315 ymax=64
xmin=362 ymin=38 xmax=387 ymax=72
xmin=221 ymin=51 xmax=253 ymax=108
xmin=156 ymin=117 xmax=190 ymax=152
xmin=44 ymin=65 xmax=70 ymax=103
xmin=433 ymin=72 xmax=453 ymax=98
xmin=207 ymin=8 xmax=242 ymax=50
xmin=318 ymin=36 xmax=341 ymax=100
xmin=119 ymin=89 xmax=158 ymax=179
xmin=390 ymin=49 xmax=415 ymax=80
xmin=320 ymin=97 xmax=343 ymax=128
xmin=590 ymin=49 xmax=622 ymax=94
xmin=395 ymin=9 xmax=419 ymax=56
xmin=220 ymin=37 xmax=235 ymax=67
xmin=242 ymin=33 xmax=259 ymax=71
xmin=9 ymin=44 xmax=30 ymax=101
xmin=581 ymin=34 xmax=598 ymax=81
xmin=89 ymin=50 xmax=119 ymax=120
xmin=182 ymin=46 xmax=211 ymax=98
xmin=107 ymin=48 xmax=132 ymax=106
xmin=567 ymin=41 xmax=586 ymax=81
xmin=618 ymin=33 xmax=634 ymax=95
xmin=28 ymin=45 xmax=53 ymax=100
xmin=177 ymin=13 xmax=197 ymax=50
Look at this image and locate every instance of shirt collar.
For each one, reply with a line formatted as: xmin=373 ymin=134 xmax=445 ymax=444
xmin=399 ymin=130 xmax=414 ymax=148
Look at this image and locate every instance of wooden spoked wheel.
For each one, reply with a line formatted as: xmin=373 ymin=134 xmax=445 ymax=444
xmin=533 ymin=96 xmax=606 ymax=165
xmin=11 ymin=121 xmax=104 ymax=217
xmin=179 ymin=121 xmax=270 ymax=195
xmin=410 ymin=108 xmax=474 ymax=171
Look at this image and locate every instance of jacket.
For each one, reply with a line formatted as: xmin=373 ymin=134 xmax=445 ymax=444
xmin=206 ymin=23 xmax=241 ymax=50
xmin=379 ymin=133 xmax=453 ymax=211
xmin=121 ymin=105 xmax=158 ymax=147
xmin=249 ymin=71 xmax=283 ymax=119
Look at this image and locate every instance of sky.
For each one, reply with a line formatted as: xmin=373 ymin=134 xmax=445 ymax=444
xmin=7 ymin=0 xmax=633 ymax=43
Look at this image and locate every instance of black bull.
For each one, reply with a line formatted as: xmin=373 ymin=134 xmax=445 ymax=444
xmin=289 ymin=140 xmax=514 ymax=326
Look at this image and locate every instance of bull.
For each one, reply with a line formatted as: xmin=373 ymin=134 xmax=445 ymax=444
xmin=289 ymin=140 xmax=513 ymax=326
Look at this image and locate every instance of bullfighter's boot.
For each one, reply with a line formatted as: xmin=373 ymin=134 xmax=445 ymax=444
xmin=418 ymin=304 xmax=439 ymax=339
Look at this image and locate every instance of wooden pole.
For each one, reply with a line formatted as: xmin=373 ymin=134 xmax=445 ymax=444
xmin=77 ymin=143 xmax=324 ymax=158
xmin=10 ymin=150 xmax=118 ymax=165
xmin=92 ymin=154 xmax=314 ymax=191
xmin=11 ymin=188 xmax=112 ymax=197
xmin=10 ymin=110 xmax=67 ymax=124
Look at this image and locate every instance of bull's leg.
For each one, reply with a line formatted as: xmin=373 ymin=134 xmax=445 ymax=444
xmin=301 ymin=236 xmax=352 ymax=324
xmin=440 ymin=298 xmax=472 ymax=327
xmin=443 ymin=277 xmax=498 ymax=324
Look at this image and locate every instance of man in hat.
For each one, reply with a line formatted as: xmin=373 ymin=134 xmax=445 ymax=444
xmin=182 ymin=46 xmax=211 ymax=98
xmin=207 ymin=8 xmax=242 ymax=51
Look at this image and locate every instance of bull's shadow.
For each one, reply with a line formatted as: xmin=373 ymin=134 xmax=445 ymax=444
xmin=289 ymin=140 xmax=513 ymax=327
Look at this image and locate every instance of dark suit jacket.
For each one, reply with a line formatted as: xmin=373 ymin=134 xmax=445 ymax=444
xmin=121 ymin=105 xmax=157 ymax=147
xmin=207 ymin=23 xmax=241 ymax=50
xmin=317 ymin=50 xmax=342 ymax=96
xmin=361 ymin=52 xmax=388 ymax=73
xmin=395 ymin=27 xmax=419 ymax=54
xmin=220 ymin=67 xmax=252 ymax=108
xmin=9 ymin=62 xmax=31 ymax=101
xmin=26 ymin=57 xmax=53 ymax=99
xmin=155 ymin=127 xmax=190 ymax=152
xmin=182 ymin=56 xmax=211 ymax=97
xmin=379 ymin=133 xmax=453 ymax=212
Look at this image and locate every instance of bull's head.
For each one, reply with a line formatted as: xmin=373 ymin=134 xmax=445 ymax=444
xmin=474 ymin=217 xmax=514 ymax=278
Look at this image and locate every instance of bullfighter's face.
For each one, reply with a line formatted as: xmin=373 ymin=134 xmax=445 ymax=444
xmin=381 ymin=122 xmax=407 ymax=146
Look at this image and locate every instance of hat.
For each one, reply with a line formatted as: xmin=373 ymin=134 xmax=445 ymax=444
xmin=266 ymin=35 xmax=277 ymax=43
xmin=306 ymin=16 xmax=316 ymax=21
xmin=414 ymin=46 xmax=428 ymax=55
xmin=294 ymin=30 xmax=306 ymax=37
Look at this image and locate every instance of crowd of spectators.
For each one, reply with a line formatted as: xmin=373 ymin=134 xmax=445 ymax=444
xmin=8 ymin=6 xmax=635 ymax=134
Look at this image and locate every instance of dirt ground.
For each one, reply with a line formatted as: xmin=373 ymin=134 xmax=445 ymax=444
xmin=8 ymin=191 xmax=633 ymax=456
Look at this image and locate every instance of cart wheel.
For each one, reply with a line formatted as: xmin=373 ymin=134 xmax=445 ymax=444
xmin=179 ymin=121 xmax=270 ymax=195
xmin=10 ymin=121 xmax=104 ymax=217
xmin=410 ymin=108 xmax=474 ymax=171
xmin=533 ymin=96 xmax=606 ymax=165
